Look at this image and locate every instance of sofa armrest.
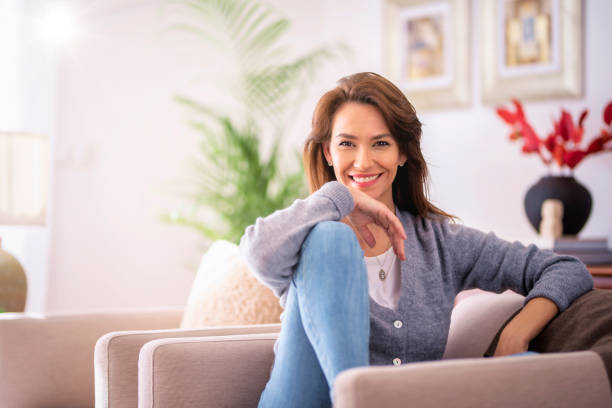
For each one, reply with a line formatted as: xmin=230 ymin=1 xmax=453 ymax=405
xmin=335 ymin=351 xmax=612 ymax=408
xmin=95 ymin=324 xmax=280 ymax=408
xmin=0 ymin=308 xmax=183 ymax=408
xmin=137 ymin=333 xmax=279 ymax=408
xmin=444 ymin=291 xmax=524 ymax=359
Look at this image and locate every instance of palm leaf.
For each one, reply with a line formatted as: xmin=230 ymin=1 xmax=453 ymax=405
xmin=164 ymin=0 xmax=346 ymax=243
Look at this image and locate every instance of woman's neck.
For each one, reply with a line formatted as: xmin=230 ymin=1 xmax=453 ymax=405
xmin=379 ymin=192 xmax=396 ymax=214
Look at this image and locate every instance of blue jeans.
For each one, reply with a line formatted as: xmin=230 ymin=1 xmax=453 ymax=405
xmin=258 ymin=221 xmax=370 ymax=408
xmin=507 ymin=351 xmax=539 ymax=357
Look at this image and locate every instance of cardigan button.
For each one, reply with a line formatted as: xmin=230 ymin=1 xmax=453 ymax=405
xmin=393 ymin=358 xmax=401 ymax=366
xmin=393 ymin=320 xmax=403 ymax=328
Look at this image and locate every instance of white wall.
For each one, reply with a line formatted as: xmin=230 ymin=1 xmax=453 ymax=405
xmin=10 ymin=0 xmax=612 ymax=312
xmin=43 ymin=0 xmax=386 ymax=312
xmin=0 ymin=0 xmax=54 ymax=312
xmin=46 ymin=0 xmax=207 ymax=311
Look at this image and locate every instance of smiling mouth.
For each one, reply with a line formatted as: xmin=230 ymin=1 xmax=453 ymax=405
xmin=349 ymin=174 xmax=382 ymax=185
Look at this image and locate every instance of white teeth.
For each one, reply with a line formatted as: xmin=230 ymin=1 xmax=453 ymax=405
xmin=352 ymin=175 xmax=379 ymax=183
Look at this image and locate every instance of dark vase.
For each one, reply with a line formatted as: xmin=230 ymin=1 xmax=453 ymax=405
xmin=524 ymin=176 xmax=592 ymax=236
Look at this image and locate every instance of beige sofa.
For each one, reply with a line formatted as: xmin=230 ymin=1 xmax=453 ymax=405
xmin=0 ymin=308 xmax=182 ymax=408
xmin=1 ymin=292 xmax=611 ymax=407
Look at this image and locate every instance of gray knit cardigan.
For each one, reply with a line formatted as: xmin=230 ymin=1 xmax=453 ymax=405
xmin=240 ymin=181 xmax=593 ymax=365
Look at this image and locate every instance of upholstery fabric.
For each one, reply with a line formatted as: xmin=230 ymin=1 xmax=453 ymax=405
xmin=444 ymin=290 xmax=524 ymax=359
xmin=334 ymin=352 xmax=612 ymax=408
xmin=138 ymin=333 xmax=278 ymax=408
xmin=86 ymin=292 xmax=612 ymax=408
xmin=0 ymin=309 xmax=181 ymax=408
xmin=95 ymin=324 xmax=280 ymax=408
xmin=180 ymin=240 xmax=282 ymax=328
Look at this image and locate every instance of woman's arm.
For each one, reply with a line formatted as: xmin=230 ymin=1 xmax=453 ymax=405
xmin=444 ymin=226 xmax=592 ymax=355
xmin=240 ymin=181 xmax=354 ymax=304
xmin=446 ymin=223 xmax=593 ymax=313
xmin=493 ymin=296 xmax=559 ymax=356
xmin=240 ymin=181 xmax=406 ymax=306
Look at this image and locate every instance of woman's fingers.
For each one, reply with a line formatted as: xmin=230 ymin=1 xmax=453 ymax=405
xmin=386 ymin=211 xmax=407 ymax=240
xmin=388 ymin=225 xmax=406 ymax=261
xmin=358 ymin=224 xmax=376 ymax=248
xmin=348 ymin=187 xmax=406 ymax=257
xmin=379 ymin=211 xmax=406 ymax=260
xmin=392 ymin=233 xmax=406 ymax=261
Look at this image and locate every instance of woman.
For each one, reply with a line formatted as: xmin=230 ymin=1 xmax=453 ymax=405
xmin=240 ymin=72 xmax=593 ymax=407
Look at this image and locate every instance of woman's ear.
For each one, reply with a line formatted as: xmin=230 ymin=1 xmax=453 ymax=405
xmin=323 ymin=142 xmax=332 ymax=165
xmin=399 ymin=153 xmax=407 ymax=166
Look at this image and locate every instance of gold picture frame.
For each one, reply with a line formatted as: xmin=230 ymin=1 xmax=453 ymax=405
xmin=481 ymin=0 xmax=583 ymax=104
xmin=384 ymin=0 xmax=471 ymax=111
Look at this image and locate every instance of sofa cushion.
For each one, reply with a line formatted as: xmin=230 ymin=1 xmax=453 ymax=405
xmin=334 ymin=352 xmax=612 ymax=408
xmin=443 ymin=291 xmax=524 ymax=359
xmin=180 ymin=240 xmax=282 ymax=328
xmin=138 ymin=333 xmax=278 ymax=408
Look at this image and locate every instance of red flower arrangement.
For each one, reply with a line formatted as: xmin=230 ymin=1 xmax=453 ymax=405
xmin=496 ymin=100 xmax=612 ymax=169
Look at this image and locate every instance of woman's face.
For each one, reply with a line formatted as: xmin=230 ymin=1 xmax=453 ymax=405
xmin=324 ymin=102 xmax=406 ymax=210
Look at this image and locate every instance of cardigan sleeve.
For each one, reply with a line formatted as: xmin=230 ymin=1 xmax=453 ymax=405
xmin=443 ymin=222 xmax=593 ymax=312
xmin=239 ymin=181 xmax=354 ymax=306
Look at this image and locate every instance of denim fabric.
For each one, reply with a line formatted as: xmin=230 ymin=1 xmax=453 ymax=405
xmin=258 ymin=221 xmax=370 ymax=408
xmin=507 ymin=351 xmax=539 ymax=357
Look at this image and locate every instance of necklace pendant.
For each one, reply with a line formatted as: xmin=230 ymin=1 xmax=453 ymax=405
xmin=379 ymin=269 xmax=386 ymax=281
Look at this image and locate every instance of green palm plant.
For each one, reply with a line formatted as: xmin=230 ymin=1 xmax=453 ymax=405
xmin=164 ymin=0 xmax=348 ymax=243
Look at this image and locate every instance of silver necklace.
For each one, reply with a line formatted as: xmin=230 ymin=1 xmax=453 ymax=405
xmin=375 ymin=248 xmax=391 ymax=281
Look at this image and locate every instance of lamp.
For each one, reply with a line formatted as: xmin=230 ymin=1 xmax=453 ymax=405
xmin=0 ymin=132 xmax=49 ymax=312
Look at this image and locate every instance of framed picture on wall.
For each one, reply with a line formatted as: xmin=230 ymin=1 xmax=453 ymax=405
xmin=384 ymin=0 xmax=471 ymax=111
xmin=481 ymin=0 xmax=583 ymax=104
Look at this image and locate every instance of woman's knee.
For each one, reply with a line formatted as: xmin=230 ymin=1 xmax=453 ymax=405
xmin=303 ymin=221 xmax=360 ymax=256
xmin=298 ymin=221 xmax=364 ymax=283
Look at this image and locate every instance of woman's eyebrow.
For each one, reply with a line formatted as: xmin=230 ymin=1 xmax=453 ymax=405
xmin=371 ymin=134 xmax=392 ymax=140
xmin=335 ymin=133 xmax=392 ymax=140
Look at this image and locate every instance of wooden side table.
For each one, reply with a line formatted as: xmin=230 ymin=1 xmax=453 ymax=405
xmin=587 ymin=265 xmax=612 ymax=289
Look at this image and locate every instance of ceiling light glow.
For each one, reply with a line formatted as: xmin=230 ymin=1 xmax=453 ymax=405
xmin=40 ymin=4 xmax=76 ymax=46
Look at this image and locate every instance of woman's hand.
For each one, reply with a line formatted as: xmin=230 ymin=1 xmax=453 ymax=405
xmin=494 ymin=323 xmax=530 ymax=356
xmin=345 ymin=187 xmax=407 ymax=260
xmin=494 ymin=297 xmax=559 ymax=356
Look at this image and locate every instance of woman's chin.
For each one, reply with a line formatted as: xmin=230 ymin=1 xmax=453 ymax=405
xmin=360 ymin=188 xmax=385 ymax=202
xmin=338 ymin=178 xmax=391 ymax=204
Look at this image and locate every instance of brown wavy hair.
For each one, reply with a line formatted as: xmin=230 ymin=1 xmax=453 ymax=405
xmin=303 ymin=72 xmax=453 ymax=219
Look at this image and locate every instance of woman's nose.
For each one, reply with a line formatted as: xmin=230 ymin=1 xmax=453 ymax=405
xmin=354 ymin=147 xmax=373 ymax=169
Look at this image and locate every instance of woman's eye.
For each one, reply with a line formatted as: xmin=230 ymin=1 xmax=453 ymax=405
xmin=339 ymin=141 xmax=353 ymax=147
xmin=374 ymin=141 xmax=390 ymax=147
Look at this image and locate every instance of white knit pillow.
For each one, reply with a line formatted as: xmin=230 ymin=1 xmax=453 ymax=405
xmin=180 ymin=240 xmax=283 ymax=328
